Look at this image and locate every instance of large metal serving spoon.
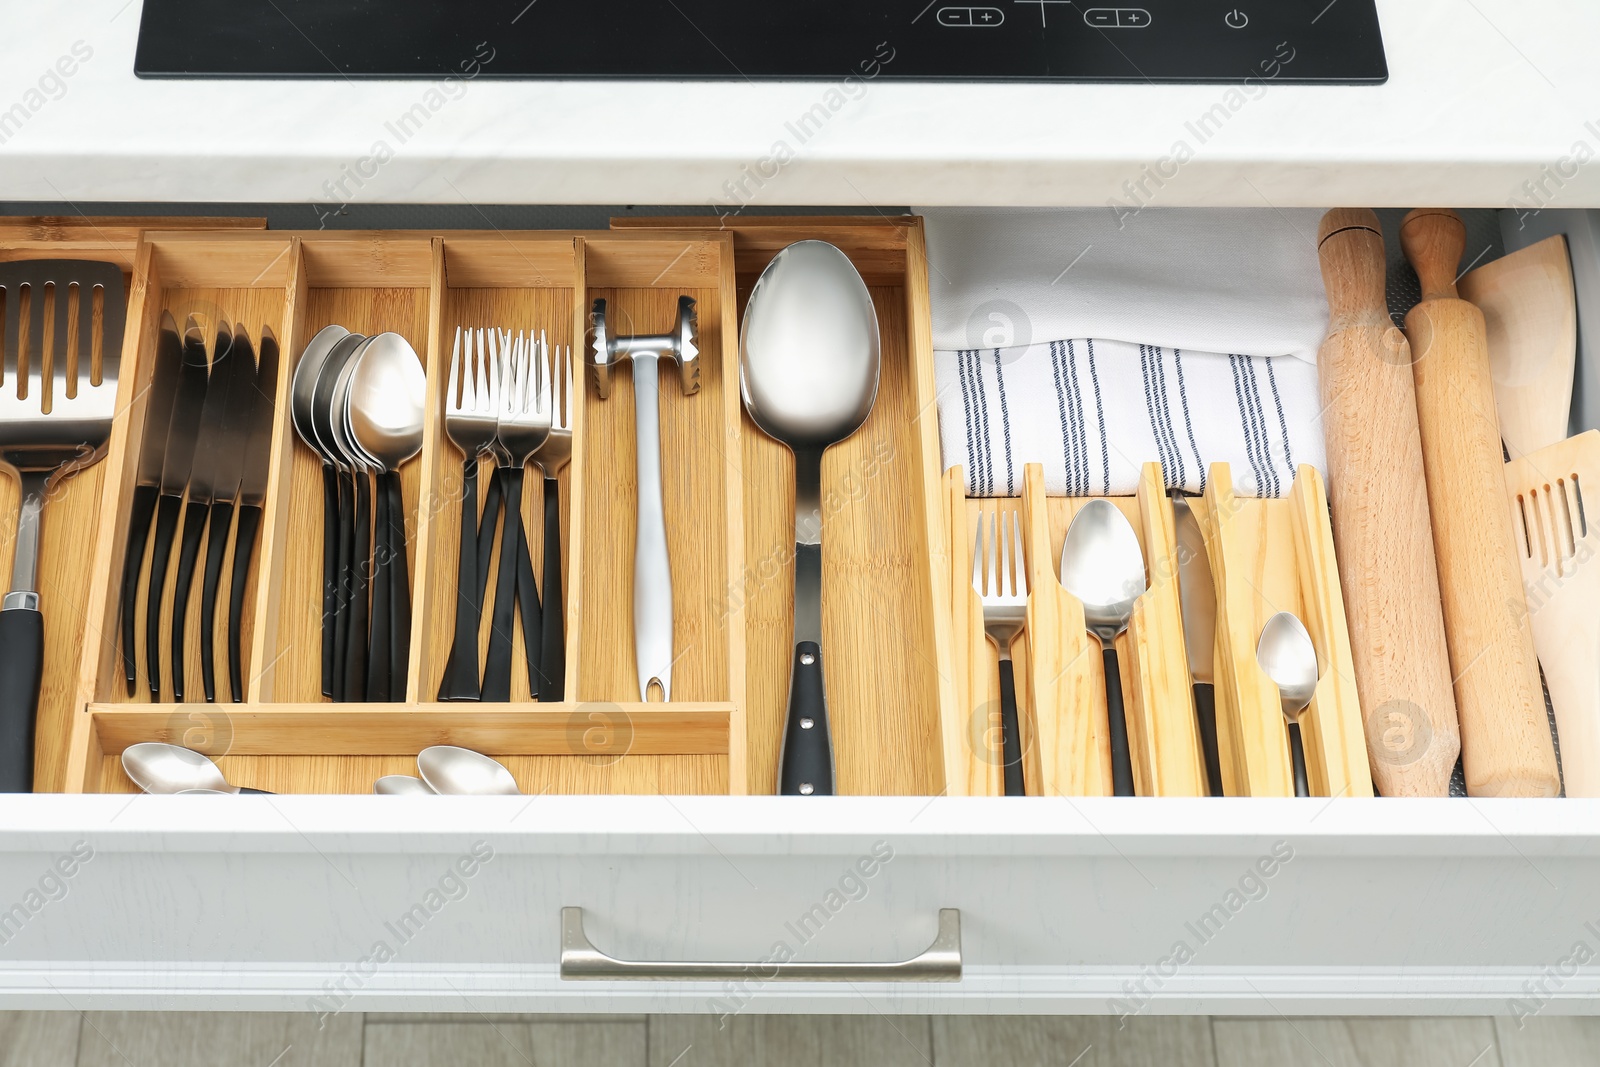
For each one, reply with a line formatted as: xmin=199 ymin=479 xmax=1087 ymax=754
xmin=121 ymin=742 xmax=273 ymax=794
xmin=1060 ymin=499 xmax=1147 ymax=797
xmin=347 ymin=334 xmax=427 ymax=703
xmin=1257 ymin=611 xmax=1319 ymax=797
xmin=291 ymin=324 xmax=351 ymax=698
xmin=416 ymin=746 xmax=522 ymax=795
xmin=740 ymin=241 xmax=881 ymax=796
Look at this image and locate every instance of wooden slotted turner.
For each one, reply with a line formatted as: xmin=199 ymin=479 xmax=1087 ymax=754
xmin=1505 ymin=430 xmax=1600 ymax=796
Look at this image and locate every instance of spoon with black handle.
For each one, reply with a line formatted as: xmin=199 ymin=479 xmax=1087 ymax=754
xmin=739 ymin=241 xmax=881 ymax=796
xmin=1060 ymin=499 xmax=1148 ymax=797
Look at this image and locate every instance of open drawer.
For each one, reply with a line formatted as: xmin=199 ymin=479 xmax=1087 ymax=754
xmin=0 ymin=213 xmax=1597 ymax=1015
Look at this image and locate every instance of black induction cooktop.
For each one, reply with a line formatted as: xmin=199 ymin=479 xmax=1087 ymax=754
xmin=134 ymin=0 xmax=1386 ymax=83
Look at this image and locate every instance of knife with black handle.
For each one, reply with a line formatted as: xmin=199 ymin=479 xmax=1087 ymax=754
xmin=145 ymin=316 xmax=212 ymax=700
xmin=1173 ymin=495 xmax=1225 ymax=796
xmin=170 ymin=321 xmax=233 ymax=702
xmin=229 ymin=326 xmax=279 ymax=703
xmin=199 ymin=324 xmax=258 ymax=702
xmin=120 ymin=311 xmax=185 ymax=694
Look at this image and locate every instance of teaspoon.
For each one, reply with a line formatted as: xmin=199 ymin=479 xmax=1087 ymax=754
xmin=121 ymin=742 xmax=272 ymax=794
xmin=1060 ymin=499 xmax=1147 ymax=797
xmin=1257 ymin=611 xmax=1319 ymax=797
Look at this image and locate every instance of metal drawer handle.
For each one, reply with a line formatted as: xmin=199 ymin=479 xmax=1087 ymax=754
xmin=559 ymin=906 xmax=961 ymax=982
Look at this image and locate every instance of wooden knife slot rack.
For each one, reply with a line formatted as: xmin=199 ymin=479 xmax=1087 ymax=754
xmin=21 ymin=218 xmax=955 ymax=797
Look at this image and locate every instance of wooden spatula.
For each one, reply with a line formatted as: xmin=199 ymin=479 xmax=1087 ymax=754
xmin=1459 ymin=234 xmax=1576 ymax=459
xmin=1505 ymin=430 xmax=1600 ymax=796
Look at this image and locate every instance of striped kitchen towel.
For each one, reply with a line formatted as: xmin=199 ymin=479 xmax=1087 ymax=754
xmin=937 ymin=339 xmax=1326 ymax=498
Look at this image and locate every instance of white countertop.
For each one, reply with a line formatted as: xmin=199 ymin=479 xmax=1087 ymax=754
xmin=2 ymin=0 xmax=1598 ymax=208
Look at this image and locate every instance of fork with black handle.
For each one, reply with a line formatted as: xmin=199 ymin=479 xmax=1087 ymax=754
xmin=973 ymin=504 xmax=1029 ymax=797
xmin=438 ymin=328 xmax=501 ymax=701
xmin=530 ymin=336 xmax=572 ymax=700
xmin=481 ymin=332 xmax=550 ymax=701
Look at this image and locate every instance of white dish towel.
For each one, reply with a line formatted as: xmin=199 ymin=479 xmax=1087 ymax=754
xmin=920 ymin=207 xmax=1330 ymax=497
xmin=938 ymin=341 xmax=1323 ymax=498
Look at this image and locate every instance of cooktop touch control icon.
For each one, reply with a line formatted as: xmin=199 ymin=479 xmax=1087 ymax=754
xmin=938 ymin=6 xmax=1006 ymax=26
xmin=1083 ymin=7 xmax=1154 ymax=27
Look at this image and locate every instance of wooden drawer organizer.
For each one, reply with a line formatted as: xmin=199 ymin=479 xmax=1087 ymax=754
xmin=41 ymin=218 xmax=957 ymax=797
xmin=944 ymin=456 xmax=1368 ymax=798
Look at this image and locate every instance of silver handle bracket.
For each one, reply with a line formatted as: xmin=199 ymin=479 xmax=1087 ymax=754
xmin=560 ymin=907 xmax=961 ymax=982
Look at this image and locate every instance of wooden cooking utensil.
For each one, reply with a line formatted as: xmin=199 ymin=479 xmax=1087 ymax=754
xmin=1505 ymin=430 xmax=1600 ymax=796
xmin=1401 ymin=208 xmax=1559 ymax=798
xmin=1458 ymin=234 xmax=1577 ymax=459
xmin=1315 ymin=209 xmax=1459 ymax=797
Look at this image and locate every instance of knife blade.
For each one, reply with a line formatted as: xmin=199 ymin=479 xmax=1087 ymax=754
xmin=1173 ymin=495 xmax=1224 ymax=796
xmin=144 ymin=315 xmax=214 ymax=698
xmin=169 ymin=321 xmax=234 ymax=701
xmin=199 ymin=324 xmax=260 ymax=701
xmin=119 ymin=310 xmax=187 ymax=692
xmin=239 ymin=325 xmax=278 ymax=509
xmin=228 ymin=324 xmax=279 ymax=702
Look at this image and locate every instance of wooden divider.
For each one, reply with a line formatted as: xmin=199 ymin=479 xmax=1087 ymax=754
xmin=1192 ymin=463 xmax=1370 ymax=798
xmin=414 ymin=235 xmax=581 ymax=704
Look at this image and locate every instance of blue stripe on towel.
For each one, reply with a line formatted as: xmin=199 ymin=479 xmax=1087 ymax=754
xmin=958 ymin=348 xmax=977 ymax=494
xmin=1049 ymin=341 xmax=1073 ymax=497
xmin=1140 ymin=345 xmax=1173 ymax=488
xmin=1228 ymin=354 xmax=1265 ymax=494
xmin=1066 ymin=340 xmax=1088 ymax=495
xmin=1265 ymin=357 xmax=1294 ymax=473
xmin=1153 ymin=346 xmax=1185 ymax=490
xmin=1173 ymin=349 xmax=1206 ymax=492
xmin=994 ymin=348 xmax=1014 ymax=496
xmin=1241 ymin=356 xmax=1278 ymax=496
xmin=971 ymin=349 xmax=992 ymax=496
xmin=1086 ymin=339 xmax=1109 ymax=495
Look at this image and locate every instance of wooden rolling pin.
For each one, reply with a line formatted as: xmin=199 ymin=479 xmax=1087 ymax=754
xmin=1316 ymin=209 xmax=1459 ymax=796
xmin=1400 ymin=208 xmax=1560 ymax=798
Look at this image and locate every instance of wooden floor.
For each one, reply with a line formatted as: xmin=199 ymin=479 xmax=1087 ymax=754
xmin=2 ymin=1012 xmax=1595 ymax=1065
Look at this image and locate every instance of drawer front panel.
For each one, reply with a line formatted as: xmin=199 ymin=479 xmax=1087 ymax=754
xmin=1 ymin=797 xmax=1598 ymax=1013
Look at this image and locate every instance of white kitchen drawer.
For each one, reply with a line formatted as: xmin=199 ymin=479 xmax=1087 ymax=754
xmin=0 ymin=211 xmax=1595 ymax=1016
xmin=2 ymin=796 xmax=1598 ymax=1014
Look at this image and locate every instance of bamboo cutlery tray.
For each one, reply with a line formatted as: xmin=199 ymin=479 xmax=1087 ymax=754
xmin=946 ymin=459 xmax=1370 ymax=798
xmin=6 ymin=218 xmax=947 ymax=796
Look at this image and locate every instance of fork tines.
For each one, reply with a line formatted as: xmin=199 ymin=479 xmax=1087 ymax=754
xmin=972 ymin=504 xmax=1028 ymax=603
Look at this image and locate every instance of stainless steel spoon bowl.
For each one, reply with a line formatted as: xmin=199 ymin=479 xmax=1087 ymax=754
xmin=348 ymin=334 xmax=426 ymax=703
xmin=1258 ymin=611 xmax=1320 ymax=716
xmin=1060 ymin=499 xmax=1147 ymax=796
xmin=417 ymin=746 xmax=521 ymax=795
xmin=120 ymin=742 xmax=269 ymax=794
xmin=293 ymin=325 xmax=357 ymax=699
xmin=1258 ymin=610 xmax=1319 ymax=798
xmin=739 ymin=240 xmax=881 ymax=796
xmin=348 ymin=334 xmax=427 ymax=471
xmin=291 ymin=324 xmax=350 ymax=458
xmin=374 ymin=774 xmax=435 ymax=795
